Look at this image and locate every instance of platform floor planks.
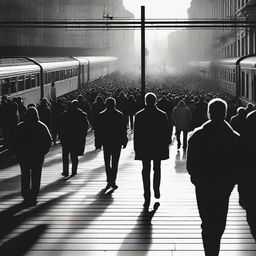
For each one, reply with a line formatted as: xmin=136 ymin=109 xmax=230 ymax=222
xmin=0 ymin=131 xmax=255 ymax=256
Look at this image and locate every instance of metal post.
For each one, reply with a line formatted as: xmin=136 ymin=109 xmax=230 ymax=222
xmin=141 ymin=6 xmax=146 ymax=103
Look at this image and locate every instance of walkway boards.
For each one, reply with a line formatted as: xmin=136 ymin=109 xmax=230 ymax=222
xmin=0 ymin=131 xmax=255 ymax=256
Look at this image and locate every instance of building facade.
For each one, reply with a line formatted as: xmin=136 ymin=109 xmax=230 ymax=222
xmin=0 ymin=0 xmax=134 ymax=57
xmin=187 ymin=0 xmax=256 ymax=61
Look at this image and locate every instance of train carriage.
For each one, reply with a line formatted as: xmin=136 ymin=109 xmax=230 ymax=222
xmin=239 ymin=56 xmax=256 ymax=104
xmin=0 ymin=58 xmax=41 ymax=105
xmin=33 ymin=57 xmax=80 ymax=101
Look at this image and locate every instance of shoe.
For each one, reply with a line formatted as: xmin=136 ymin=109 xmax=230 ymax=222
xmin=154 ymin=190 xmax=160 ymax=199
xmin=111 ymin=184 xmax=118 ymax=189
xmin=61 ymin=172 xmax=69 ymax=177
xmin=71 ymin=172 xmax=77 ymax=177
xmin=22 ymin=199 xmax=38 ymax=207
xmin=105 ymin=184 xmax=111 ymax=190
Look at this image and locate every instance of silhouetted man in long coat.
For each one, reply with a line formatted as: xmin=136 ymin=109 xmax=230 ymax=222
xmin=187 ymin=98 xmax=240 ymax=256
xmin=98 ymin=97 xmax=128 ymax=189
xmin=59 ymin=100 xmax=88 ymax=177
xmin=240 ymin=110 xmax=256 ymax=240
xmin=14 ymin=107 xmax=52 ymax=206
xmin=134 ymin=93 xmax=171 ymax=209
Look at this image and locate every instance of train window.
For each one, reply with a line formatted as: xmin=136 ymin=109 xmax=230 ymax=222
xmin=2 ymin=79 xmax=9 ymax=95
xmin=47 ymin=72 xmax=52 ymax=84
xmin=253 ymin=74 xmax=256 ymax=101
xmin=17 ymin=76 xmax=24 ymax=92
xmin=10 ymin=77 xmax=17 ymax=93
xmin=44 ymin=73 xmax=47 ymax=84
xmin=59 ymin=70 xmax=64 ymax=80
xmin=246 ymin=73 xmax=249 ymax=98
xmin=56 ymin=71 xmax=60 ymax=81
xmin=25 ymin=75 xmax=31 ymax=90
xmin=31 ymin=74 xmax=36 ymax=88
xmin=241 ymin=72 xmax=245 ymax=97
xmin=233 ymin=69 xmax=236 ymax=83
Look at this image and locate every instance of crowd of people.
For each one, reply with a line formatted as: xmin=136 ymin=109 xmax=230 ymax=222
xmin=0 ymin=72 xmax=256 ymax=256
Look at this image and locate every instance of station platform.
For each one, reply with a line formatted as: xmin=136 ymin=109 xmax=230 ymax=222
xmin=0 ymin=131 xmax=255 ymax=256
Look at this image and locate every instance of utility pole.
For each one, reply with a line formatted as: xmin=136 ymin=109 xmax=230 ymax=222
xmin=141 ymin=6 xmax=146 ymax=103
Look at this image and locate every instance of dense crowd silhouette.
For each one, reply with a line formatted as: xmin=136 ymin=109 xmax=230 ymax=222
xmin=0 ymin=72 xmax=256 ymax=256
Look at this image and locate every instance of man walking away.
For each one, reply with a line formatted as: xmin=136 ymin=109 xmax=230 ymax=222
xmin=98 ymin=97 xmax=128 ymax=189
xmin=134 ymin=93 xmax=171 ymax=210
xmin=59 ymin=100 xmax=88 ymax=177
xmin=187 ymin=98 xmax=240 ymax=256
xmin=14 ymin=107 xmax=51 ymax=206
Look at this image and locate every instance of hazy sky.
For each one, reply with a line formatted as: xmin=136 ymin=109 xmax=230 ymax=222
xmin=123 ymin=0 xmax=192 ymax=19
xmin=122 ymin=0 xmax=192 ymax=53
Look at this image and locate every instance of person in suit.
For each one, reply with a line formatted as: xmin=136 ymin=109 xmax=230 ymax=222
xmin=134 ymin=93 xmax=171 ymax=209
xmin=240 ymin=110 xmax=256 ymax=240
xmin=187 ymin=98 xmax=240 ymax=256
xmin=14 ymin=107 xmax=52 ymax=206
xmin=92 ymin=95 xmax=105 ymax=150
xmin=59 ymin=100 xmax=88 ymax=177
xmin=98 ymin=97 xmax=128 ymax=189
xmin=172 ymin=100 xmax=191 ymax=150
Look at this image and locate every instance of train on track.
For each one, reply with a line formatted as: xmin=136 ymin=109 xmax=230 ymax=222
xmin=191 ymin=55 xmax=256 ymax=106
xmin=0 ymin=56 xmax=118 ymax=105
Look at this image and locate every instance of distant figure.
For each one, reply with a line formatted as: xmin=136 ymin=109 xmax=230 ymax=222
xmin=134 ymin=93 xmax=171 ymax=209
xmin=157 ymin=95 xmax=173 ymax=142
xmin=127 ymin=95 xmax=137 ymax=130
xmin=92 ymin=96 xmax=105 ymax=149
xmin=187 ymin=98 xmax=240 ymax=256
xmin=240 ymin=110 xmax=256 ymax=241
xmin=193 ymin=96 xmax=208 ymax=128
xmin=14 ymin=107 xmax=51 ymax=206
xmin=59 ymin=100 xmax=88 ymax=177
xmin=98 ymin=97 xmax=128 ymax=189
xmin=229 ymin=107 xmax=246 ymax=135
xmin=172 ymin=100 xmax=191 ymax=150
xmin=51 ymin=98 xmax=65 ymax=144
xmin=37 ymin=98 xmax=51 ymax=130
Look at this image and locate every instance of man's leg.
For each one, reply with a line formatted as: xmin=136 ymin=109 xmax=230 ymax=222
xmin=31 ymin=158 xmax=43 ymax=203
xmin=153 ymin=160 xmax=161 ymax=199
xmin=70 ymin=152 xmax=79 ymax=176
xmin=103 ymin=146 xmax=112 ymax=187
xmin=176 ymin=130 xmax=181 ymax=149
xmin=20 ymin=161 xmax=31 ymax=201
xmin=62 ymin=147 xmax=69 ymax=176
xmin=183 ymin=131 xmax=188 ymax=150
xmin=142 ymin=160 xmax=151 ymax=207
xmin=196 ymin=183 xmax=234 ymax=256
xmin=111 ymin=146 xmax=122 ymax=188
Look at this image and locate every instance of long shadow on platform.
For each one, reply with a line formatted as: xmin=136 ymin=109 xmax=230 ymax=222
xmin=0 ymin=193 xmax=71 ymax=241
xmin=0 ymin=164 xmax=105 ymax=203
xmin=0 ymin=224 xmax=48 ymax=256
xmin=0 ymin=178 xmax=68 ymax=202
xmin=117 ymin=202 xmax=160 ymax=255
xmin=54 ymin=188 xmax=114 ymax=255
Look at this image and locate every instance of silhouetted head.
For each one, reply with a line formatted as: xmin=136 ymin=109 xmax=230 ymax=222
xmin=24 ymin=107 xmax=39 ymax=125
xmin=105 ymin=97 xmax=116 ymax=110
xmin=161 ymin=95 xmax=167 ymax=101
xmin=41 ymin=98 xmax=48 ymax=106
xmin=177 ymin=100 xmax=186 ymax=107
xmin=27 ymin=103 xmax=36 ymax=109
xmin=77 ymin=95 xmax=84 ymax=102
xmin=208 ymin=98 xmax=227 ymax=121
xmin=96 ymin=96 xmax=104 ymax=104
xmin=237 ymin=107 xmax=246 ymax=117
xmin=145 ymin=93 xmax=156 ymax=107
xmin=57 ymin=98 xmax=62 ymax=104
xmin=71 ymin=100 xmax=79 ymax=110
